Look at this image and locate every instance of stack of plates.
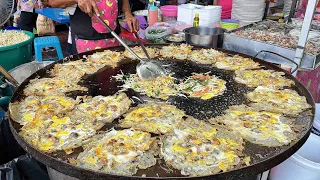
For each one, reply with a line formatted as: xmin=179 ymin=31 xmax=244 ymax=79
xmin=231 ymin=0 xmax=265 ymax=26
xmin=178 ymin=4 xmax=221 ymax=26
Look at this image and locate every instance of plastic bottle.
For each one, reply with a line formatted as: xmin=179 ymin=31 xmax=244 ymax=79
xmin=148 ymin=0 xmax=159 ymax=26
xmin=193 ymin=13 xmax=199 ymax=27
xmin=156 ymin=1 xmax=162 ymax=22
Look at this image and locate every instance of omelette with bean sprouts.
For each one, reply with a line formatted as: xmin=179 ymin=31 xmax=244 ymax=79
xmin=77 ymin=129 xmax=158 ymax=176
xmin=179 ymin=73 xmax=226 ymax=100
xmin=160 ymin=117 xmax=244 ymax=176
xmin=120 ymin=102 xmax=186 ymax=134
xmin=246 ymin=86 xmax=312 ymax=116
xmin=210 ymin=105 xmax=298 ymax=147
xmin=114 ymin=73 xmax=179 ymax=100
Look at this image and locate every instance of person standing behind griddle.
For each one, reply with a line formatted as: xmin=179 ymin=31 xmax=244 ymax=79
xmin=49 ymin=0 xmax=140 ymax=54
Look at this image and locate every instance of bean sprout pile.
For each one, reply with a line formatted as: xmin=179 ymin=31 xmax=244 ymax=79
xmin=0 ymin=31 xmax=30 ymax=47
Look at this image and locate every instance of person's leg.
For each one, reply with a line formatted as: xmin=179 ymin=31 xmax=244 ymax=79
xmin=32 ymin=11 xmax=38 ymax=34
xmin=18 ymin=11 xmax=34 ymax=32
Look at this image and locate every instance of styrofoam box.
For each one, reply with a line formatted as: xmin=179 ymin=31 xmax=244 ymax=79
xmin=178 ymin=4 xmax=221 ymax=25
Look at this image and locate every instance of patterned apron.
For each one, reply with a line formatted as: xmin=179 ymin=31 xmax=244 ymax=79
xmin=70 ymin=0 xmax=121 ymax=54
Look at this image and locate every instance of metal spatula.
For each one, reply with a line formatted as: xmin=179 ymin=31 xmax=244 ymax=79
xmin=94 ymin=15 xmax=165 ymax=79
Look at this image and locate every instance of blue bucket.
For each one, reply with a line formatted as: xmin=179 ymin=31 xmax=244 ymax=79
xmin=4 ymin=26 xmax=21 ymax=30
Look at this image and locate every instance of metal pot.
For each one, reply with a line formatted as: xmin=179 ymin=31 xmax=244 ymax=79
xmin=183 ymin=27 xmax=225 ymax=48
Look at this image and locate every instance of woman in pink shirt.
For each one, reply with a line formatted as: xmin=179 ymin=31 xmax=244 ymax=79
xmin=213 ymin=0 xmax=232 ymax=19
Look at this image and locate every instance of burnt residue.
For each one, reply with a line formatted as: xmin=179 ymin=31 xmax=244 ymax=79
xmin=8 ymin=45 xmax=315 ymax=180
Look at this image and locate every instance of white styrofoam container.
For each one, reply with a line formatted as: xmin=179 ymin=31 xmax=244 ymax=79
xmin=178 ymin=4 xmax=221 ymax=25
xmin=177 ymin=4 xmax=202 ymax=24
xmin=269 ymin=133 xmax=320 ymax=180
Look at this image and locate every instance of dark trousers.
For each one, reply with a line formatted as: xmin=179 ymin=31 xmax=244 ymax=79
xmin=18 ymin=11 xmax=38 ymax=33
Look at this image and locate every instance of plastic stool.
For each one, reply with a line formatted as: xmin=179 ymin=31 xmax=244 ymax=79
xmin=34 ymin=36 xmax=64 ymax=62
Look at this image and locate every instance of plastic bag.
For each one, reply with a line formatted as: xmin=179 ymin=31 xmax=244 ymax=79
xmin=36 ymin=15 xmax=55 ymax=35
xmin=145 ymin=26 xmax=170 ymax=43
xmin=0 ymin=155 xmax=50 ymax=180
xmin=0 ymin=117 xmax=25 ymax=165
xmin=13 ymin=10 xmax=21 ymax=27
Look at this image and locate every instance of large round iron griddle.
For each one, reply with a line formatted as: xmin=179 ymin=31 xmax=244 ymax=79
xmin=9 ymin=45 xmax=315 ymax=180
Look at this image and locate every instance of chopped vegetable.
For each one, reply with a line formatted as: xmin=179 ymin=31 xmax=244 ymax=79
xmin=0 ymin=30 xmax=30 ymax=47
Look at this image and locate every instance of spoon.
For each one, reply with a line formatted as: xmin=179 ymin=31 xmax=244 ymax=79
xmin=94 ymin=15 xmax=165 ymax=79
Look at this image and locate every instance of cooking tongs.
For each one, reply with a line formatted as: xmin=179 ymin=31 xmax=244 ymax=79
xmin=94 ymin=15 xmax=165 ymax=79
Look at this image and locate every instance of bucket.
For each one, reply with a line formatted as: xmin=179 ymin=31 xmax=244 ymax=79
xmin=0 ymin=31 xmax=34 ymax=72
xmin=269 ymin=133 xmax=320 ymax=180
xmin=312 ymin=103 xmax=320 ymax=136
xmin=161 ymin=5 xmax=178 ymax=21
xmin=161 ymin=5 xmax=178 ymax=16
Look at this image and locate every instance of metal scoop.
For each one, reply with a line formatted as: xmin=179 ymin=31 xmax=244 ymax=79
xmin=94 ymin=15 xmax=165 ymax=79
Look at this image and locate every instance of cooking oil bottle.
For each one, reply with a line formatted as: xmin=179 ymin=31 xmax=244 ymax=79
xmin=193 ymin=13 xmax=199 ymax=27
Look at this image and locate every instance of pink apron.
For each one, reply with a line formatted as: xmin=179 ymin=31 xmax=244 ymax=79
xmin=75 ymin=0 xmax=119 ymax=53
xmin=219 ymin=0 xmax=232 ymax=19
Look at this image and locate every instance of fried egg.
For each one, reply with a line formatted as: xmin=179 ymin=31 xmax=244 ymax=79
xmin=77 ymin=129 xmax=157 ymax=176
xmin=210 ymin=105 xmax=297 ymax=147
xmin=188 ymin=49 xmax=225 ymax=64
xmin=24 ymin=78 xmax=88 ymax=96
xmin=235 ymin=69 xmax=294 ymax=88
xmin=161 ymin=117 xmax=244 ymax=176
xmin=246 ymin=86 xmax=312 ymax=116
xmin=123 ymin=46 xmax=159 ymax=60
xmin=215 ymin=55 xmax=260 ymax=71
xmin=114 ymin=73 xmax=179 ymax=100
xmin=160 ymin=44 xmax=193 ymax=60
xmin=74 ymin=93 xmax=131 ymax=123
xmin=120 ymin=102 xmax=185 ymax=134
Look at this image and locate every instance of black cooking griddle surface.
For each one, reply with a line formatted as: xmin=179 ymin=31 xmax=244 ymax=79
xmin=9 ymin=45 xmax=315 ymax=180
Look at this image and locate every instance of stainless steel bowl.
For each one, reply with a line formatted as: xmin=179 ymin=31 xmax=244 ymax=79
xmin=183 ymin=27 xmax=225 ymax=48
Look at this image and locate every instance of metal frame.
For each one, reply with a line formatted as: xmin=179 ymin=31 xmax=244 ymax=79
xmin=288 ymin=0 xmax=320 ymax=76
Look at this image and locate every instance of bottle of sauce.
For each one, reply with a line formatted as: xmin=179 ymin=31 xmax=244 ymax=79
xmin=156 ymin=1 xmax=162 ymax=22
xmin=193 ymin=13 xmax=199 ymax=27
xmin=278 ymin=13 xmax=284 ymax=23
xmin=148 ymin=0 xmax=159 ymax=26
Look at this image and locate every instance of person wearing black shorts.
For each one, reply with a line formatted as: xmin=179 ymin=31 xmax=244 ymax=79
xmin=17 ymin=0 xmax=44 ymax=32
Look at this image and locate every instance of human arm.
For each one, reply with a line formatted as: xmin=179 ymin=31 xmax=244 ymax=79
xmin=50 ymin=0 xmax=100 ymax=16
xmin=122 ymin=0 xmax=139 ymax=32
xmin=17 ymin=0 xmax=21 ymax=10
xmin=213 ymin=0 xmax=218 ymax=5
xmin=49 ymin=0 xmax=77 ymax=9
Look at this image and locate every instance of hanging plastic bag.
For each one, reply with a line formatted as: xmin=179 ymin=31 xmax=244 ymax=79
xmin=13 ymin=10 xmax=21 ymax=27
xmin=36 ymin=15 xmax=55 ymax=35
xmin=0 ymin=155 xmax=50 ymax=180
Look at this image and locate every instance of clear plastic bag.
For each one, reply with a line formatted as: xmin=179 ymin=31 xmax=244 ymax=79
xmin=145 ymin=26 xmax=170 ymax=43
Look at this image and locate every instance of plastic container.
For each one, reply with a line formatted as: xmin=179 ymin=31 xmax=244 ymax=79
xmin=160 ymin=5 xmax=178 ymax=22
xmin=4 ymin=26 xmax=21 ymax=30
xmin=145 ymin=26 xmax=170 ymax=43
xmin=269 ymin=133 xmax=320 ymax=180
xmin=220 ymin=20 xmax=239 ymax=29
xmin=312 ymin=103 xmax=320 ymax=135
xmin=0 ymin=31 xmax=34 ymax=72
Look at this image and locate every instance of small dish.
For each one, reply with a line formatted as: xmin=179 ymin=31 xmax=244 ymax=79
xmin=164 ymin=33 xmax=185 ymax=43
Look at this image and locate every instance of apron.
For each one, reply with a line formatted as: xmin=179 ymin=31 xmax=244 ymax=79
xmin=70 ymin=0 xmax=122 ymax=54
